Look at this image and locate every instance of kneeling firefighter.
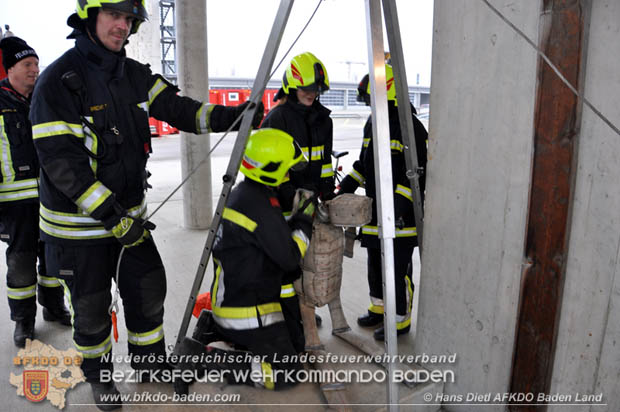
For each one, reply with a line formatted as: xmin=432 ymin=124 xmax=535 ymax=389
xmin=177 ymin=128 xmax=315 ymax=390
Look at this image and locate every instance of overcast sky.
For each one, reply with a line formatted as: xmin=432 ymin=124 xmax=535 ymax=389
xmin=0 ymin=0 xmax=434 ymax=86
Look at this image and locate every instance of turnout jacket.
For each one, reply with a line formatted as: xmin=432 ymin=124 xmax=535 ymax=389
xmin=0 ymin=78 xmax=38 ymax=205
xmin=339 ymin=102 xmax=428 ymax=248
xmin=211 ymin=179 xmax=312 ymax=330
xmin=30 ymin=33 xmax=217 ymax=245
xmin=261 ymin=97 xmax=334 ymax=212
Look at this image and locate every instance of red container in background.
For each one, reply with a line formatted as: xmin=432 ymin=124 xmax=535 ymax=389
xmin=212 ymin=89 xmax=245 ymax=107
xmin=208 ymin=89 xmax=223 ymax=105
xmin=149 ymin=117 xmax=178 ymax=137
xmin=159 ymin=121 xmax=178 ymax=135
xmin=225 ymin=90 xmax=243 ymax=106
xmin=239 ymin=89 xmax=252 ymax=104
xmin=263 ymin=89 xmax=279 ymax=113
xmin=209 ymin=88 xmax=279 ymax=113
xmin=149 ymin=88 xmax=281 ymax=136
xmin=149 ymin=117 xmax=160 ymax=137
xmin=0 ymin=54 xmax=6 ymax=80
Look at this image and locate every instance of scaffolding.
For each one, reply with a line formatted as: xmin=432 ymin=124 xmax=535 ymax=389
xmin=160 ymin=0 xmax=177 ymax=83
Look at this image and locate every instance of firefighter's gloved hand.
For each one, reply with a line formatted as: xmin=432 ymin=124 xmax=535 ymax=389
xmin=299 ymin=197 xmax=315 ymax=218
xmin=210 ymin=101 xmax=264 ymax=132
xmin=290 ymin=190 xmax=316 ymax=243
xmin=292 ymin=189 xmax=316 ymax=221
xmin=321 ymin=190 xmax=337 ymax=202
xmin=111 ymin=216 xmax=153 ymax=248
xmin=234 ymin=100 xmax=264 ymax=128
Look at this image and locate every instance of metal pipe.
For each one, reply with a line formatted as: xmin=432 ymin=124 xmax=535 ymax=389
xmin=382 ymin=0 xmax=425 ymax=252
xmin=365 ymin=0 xmax=399 ymax=409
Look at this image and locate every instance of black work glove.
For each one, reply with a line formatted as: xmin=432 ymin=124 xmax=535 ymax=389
xmin=295 ymin=196 xmax=316 ymax=220
xmin=321 ymin=190 xmax=337 ymax=201
xmin=103 ymin=209 xmax=156 ymax=248
xmin=235 ymin=100 xmax=264 ymax=128
xmin=337 ymin=174 xmax=359 ymax=195
xmin=209 ymin=101 xmax=265 ymax=132
xmin=290 ymin=189 xmax=317 ymax=240
xmin=110 ymin=216 xmax=156 ymax=248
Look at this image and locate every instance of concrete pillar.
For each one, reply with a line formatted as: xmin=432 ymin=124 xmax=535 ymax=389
xmin=414 ymin=1 xmax=540 ymax=409
xmin=176 ymin=0 xmax=212 ymax=229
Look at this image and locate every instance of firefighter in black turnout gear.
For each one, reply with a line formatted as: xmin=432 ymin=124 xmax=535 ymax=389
xmin=261 ymin=51 xmax=333 ymax=329
xmin=262 ymin=51 xmax=335 ymax=214
xmin=0 ymin=36 xmax=71 ymax=348
xmin=339 ymin=64 xmax=428 ymax=341
xmin=29 ymin=1 xmax=263 ymax=409
xmin=177 ymin=128 xmax=313 ymax=391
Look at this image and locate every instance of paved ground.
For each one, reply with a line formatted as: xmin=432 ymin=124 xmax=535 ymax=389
xmin=0 ymin=118 xmax=434 ymax=411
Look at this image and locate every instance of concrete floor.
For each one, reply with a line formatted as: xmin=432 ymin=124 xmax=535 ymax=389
xmin=0 ymin=120 xmax=439 ymax=411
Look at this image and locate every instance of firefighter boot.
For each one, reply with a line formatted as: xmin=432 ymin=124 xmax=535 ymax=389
xmin=173 ymin=337 xmax=235 ymax=394
xmin=192 ymin=309 xmax=220 ymax=345
xmin=357 ymin=311 xmax=383 ymax=328
xmin=39 ymin=285 xmax=72 ymax=326
xmin=373 ymin=324 xmax=411 ymax=341
xmin=175 ymin=337 xmax=253 ymax=388
xmin=174 ymin=336 xmax=208 ymax=395
xmin=175 ymin=336 xmax=236 ymax=375
xmin=42 ymin=307 xmax=71 ymax=326
xmin=13 ymin=319 xmax=35 ymax=348
xmin=90 ymin=382 xmax=121 ymax=411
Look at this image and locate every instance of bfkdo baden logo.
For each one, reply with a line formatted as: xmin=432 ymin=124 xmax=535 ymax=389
xmin=11 ymin=339 xmax=85 ymax=409
xmin=23 ymin=370 xmax=49 ymax=402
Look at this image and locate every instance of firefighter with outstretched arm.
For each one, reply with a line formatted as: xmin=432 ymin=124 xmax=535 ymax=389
xmin=29 ymin=1 xmax=263 ymax=409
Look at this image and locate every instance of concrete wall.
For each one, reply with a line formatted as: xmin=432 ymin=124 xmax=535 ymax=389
xmin=549 ymin=1 xmax=620 ymax=410
xmin=420 ymin=0 xmax=620 ymax=410
xmin=125 ymin=0 xmax=162 ymax=74
xmin=414 ymin=1 xmax=539 ymax=409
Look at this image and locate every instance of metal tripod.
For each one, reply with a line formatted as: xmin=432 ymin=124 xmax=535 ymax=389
xmin=174 ymin=1 xmax=425 ymax=410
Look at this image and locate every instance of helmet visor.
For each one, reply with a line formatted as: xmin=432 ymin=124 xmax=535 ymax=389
xmin=102 ymin=0 xmax=148 ymax=21
xmin=297 ymin=62 xmax=329 ymax=93
xmin=357 ymin=74 xmax=370 ymax=103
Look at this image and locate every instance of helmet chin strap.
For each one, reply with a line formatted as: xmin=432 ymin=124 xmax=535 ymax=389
xmin=288 ymin=90 xmax=299 ymax=103
xmin=84 ymin=9 xmax=107 ymax=50
xmin=86 ymin=27 xmax=106 ymax=50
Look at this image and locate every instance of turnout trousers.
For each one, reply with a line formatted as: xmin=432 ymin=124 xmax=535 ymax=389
xmin=278 ymin=293 xmax=305 ymax=353
xmin=366 ymin=244 xmax=415 ymax=331
xmin=279 ymin=276 xmax=305 ymax=354
xmin=215 ymin=318 xmax=304 ymax=390
xmin=0 ymin=203 xmax=64 ymax=321
xmin=45 ymin=237 xmax=167 ymax=382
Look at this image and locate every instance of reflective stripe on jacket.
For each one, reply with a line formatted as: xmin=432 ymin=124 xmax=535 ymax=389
xmin=211 ymin=180 xmax=311 ymax=330
xmin=30 ymin=32 xmax=211 ymax=244
xmin=0 ymin=78 xmax=39 ymax=204
xmin=339 ymin=102 xmax=428 ymax=248
xmin=261 ymin=98 xmax=335 ymax=211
